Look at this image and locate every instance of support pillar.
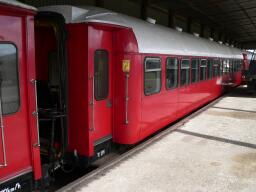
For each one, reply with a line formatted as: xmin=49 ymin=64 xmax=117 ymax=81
xmin=140 ymin=0 xmax=148 ymax=20
xmin=210 ymin=28 xmax=214 ymax=38
xmin=186 ymin=17 xmax=191 ymax=33
xmin=200 ymin=24 xmax=204 ymax=37
xmin=168 ymin=9 xmax=175 ymax=28
xmin=218 ymin=32 xmax=223 ymax=42
xmin=95 ymin=0 xmax=104 ymax=7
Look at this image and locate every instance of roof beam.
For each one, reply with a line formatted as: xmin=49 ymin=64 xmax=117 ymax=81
xmin=95 ymin=0 xmax=104 ymax=7
xmin=241 ymin=41 xmax=256 ymax=49
xmin=233 ymin=0 xmax=256 ymax=31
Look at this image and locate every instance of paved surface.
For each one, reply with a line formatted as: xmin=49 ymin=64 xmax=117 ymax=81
xmin=71 ymin=86 xmax=256 ymax=192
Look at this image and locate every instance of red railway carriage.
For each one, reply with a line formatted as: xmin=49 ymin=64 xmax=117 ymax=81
xmin=37 ymin=5 xmax=244 ymax=160
xmin=0 ymin=1 xmax=40 ymax=191
xmin=0 ymin=3 xmax=247 ymax=190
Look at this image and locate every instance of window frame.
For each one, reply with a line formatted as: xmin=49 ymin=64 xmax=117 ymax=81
xmin=191 ymin=58 xmax=199 ymax=83
xmin=200 ymin=59 xmax=207 ymax=81
xmin=180 ymin=58 xmax=191 ymax=87
xmin=213 ymin=59 xmax=220 ymax=77
xmin=235 ymin=59 xmax=238 ymax=72
xmin=227 ymin=59 xmax=231 ymax=73
xmin=144 ymin=57 xmax=162 ymax=96
xmin=222 ymin=59 xmax=228 ymax=74
xmin=207 ymin=59 xmax=213 ymax=80
xmin=230 ymin=59 xmax=234 ymax=73
xmin=219 ymin=59 xmax=223 ymax=76
xmin=0 ymin=42 xmax=20 ymax=115
xmin=166 ymin=57 xmax=179 ymax=90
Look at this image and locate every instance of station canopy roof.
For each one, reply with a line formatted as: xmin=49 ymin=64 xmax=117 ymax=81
xmin=145 ymin=0 xmax=256 ymax=49
xmin=19 ymin=0 xmax=256 ymax=49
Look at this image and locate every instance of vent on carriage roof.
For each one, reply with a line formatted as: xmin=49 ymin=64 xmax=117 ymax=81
xmin=72 ymin=6 xmax=117 ymax=21
xmin=38 ymin=5 xmax=117 ymax=23
xmin=209 ymin=37 xmax=214 ymax=41
xmin=146 ymin=17 xmax=156 ymax=24
xmin=175 ymin=27 xmax=183 ymax=32
xmin=193 ymin=33 xmax=199 ymax=37
xmin=218 ymin=41 xmax=223 ymax=44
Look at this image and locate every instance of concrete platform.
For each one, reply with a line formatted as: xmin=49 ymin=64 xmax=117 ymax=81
xmin=67 ymin=86 xmax=256 ymax=192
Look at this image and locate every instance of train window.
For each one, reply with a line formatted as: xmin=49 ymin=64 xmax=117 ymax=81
xmin=180 ymin=59 xmax=190 ymax=86
xmin=236 ymin=60 xmax=240 ymax=71
xmin=236 ymin=60 xmax=241 ymax=71
xmin=166 ymin=58 xmax=178 ymax=89
xmin=223 ymin=59 xmax=228 ymax=74
xmin=237 ymin=60 xmax=240 ymax=71
xmin=144 ymin=57 xmax=161 ymax=95
xmin=219 ymin=59 xmax=223 ymax=76
xmin=0 ymin=44 xmax=20 ymax=114
xmin=230 ymin=60 xmax=234 ymax=73
xmin=191 ymin=59 xmax=199 ymax=83
xmin=213 ymin=59 xmax=220 ymax=77
xmin=226 ymin=59 xmax=231 ymax=73
xmin=233 ymin=60 xmax=236 ymax=72
xmin=200 ymin=59 xmax=207 ymax=81
xmin=94 ymin=50 xmax=109 ymax=100
xmin=239 ymin=60 xmax=243 ymax=70
xmin=207 ymin=59 xmax=213 ymax=79
xmin=234 ymin=60 xmax=237 ymax=72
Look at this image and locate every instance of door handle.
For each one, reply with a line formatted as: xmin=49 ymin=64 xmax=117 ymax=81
xmin=106 ymin=99 xmax=112 ymax=108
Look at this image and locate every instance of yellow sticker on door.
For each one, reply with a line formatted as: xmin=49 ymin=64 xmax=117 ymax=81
xmin=122 ymin=60 xmax=131 ymax=73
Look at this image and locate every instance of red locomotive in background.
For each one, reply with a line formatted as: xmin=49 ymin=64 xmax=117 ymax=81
xmin=0 ymin=1 xmax=248 ymax=191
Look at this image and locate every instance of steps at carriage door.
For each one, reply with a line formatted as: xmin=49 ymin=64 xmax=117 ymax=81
xmin=90 ymin=28 xmax=113 ymax=148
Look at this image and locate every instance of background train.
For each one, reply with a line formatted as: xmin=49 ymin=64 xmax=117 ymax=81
xmin=242 ymin=51 xmax=256 ymax=91
xmin=0 ymin=1 xmax=248 ymax=191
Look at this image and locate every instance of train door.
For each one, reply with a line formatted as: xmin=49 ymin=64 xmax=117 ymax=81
xmin=0 ymin=14 xmax=35 ymax=190
xmin=34 ymin=12 xmax=68 ymax=176
xmin=89 ymin=26 xmax=113 ymax=151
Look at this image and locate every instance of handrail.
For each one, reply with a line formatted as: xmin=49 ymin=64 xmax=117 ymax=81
xmin=31 ymin=79 xmax=40 ymax=147
xmin=89 ymin=75 xmax=95 ymax=131
xmin=0 ymin=82 xmax=7 ymax=167
xmin=125 ymin=73 xmax=129 ymax=124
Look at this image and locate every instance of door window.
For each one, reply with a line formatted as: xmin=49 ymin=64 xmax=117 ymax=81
xmin=0 ymin=44 xmax=19 ymax=114
xmin=94 ymin=50 xmax=109 ymax=100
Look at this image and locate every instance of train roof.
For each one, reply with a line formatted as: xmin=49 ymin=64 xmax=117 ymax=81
xmin=0 ymin=0 xmax=36 ymax=11
xmin=39 ymin=5 xmax=243 ymax=59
